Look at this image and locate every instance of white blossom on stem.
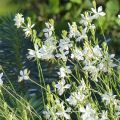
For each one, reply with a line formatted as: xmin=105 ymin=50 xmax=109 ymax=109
xmin=39 ymin=45 xmax=55 ymax=60
xmin=59 ymin=37 xmax=72 ymax=51
xmin=67 ymin=91 xmax=86 ymax=106
xmin=80 ymin=13 xmax=93 ymax=26
xmin=71 ymin=47 xmax=84 ymax=61
xmin=93 ymin=45 xmax=102 ymax=58
xmin=80 ymin=104 xmax=98 ymax=120
xmin=18 ymin=69 xmax=30 ymax=82
xmin=14 ymin=13 xmax=24 ymax=28
xmin=67 ymin=80 xmax=87 ymax=106
xmin=102 ymin=92 xmax=116 ymax=105
xmin=91 ymin=6 xmax=106 ymax=19
xmin=57 ymin=66 xmax=71 ymax=79
xmin=76 ymin=27 xmax=87 ymax=42
xmin=23 ymin=23 xmax=35 ymax=37
xmin=43 ymin=21 xmax=54 ymax=38
xmin=56 ymin=50 xmax=69 ymax=62
xmin=83 ymin=62 xmax=99 ymax=81
xmin=55 ymin=79 xmax=71 ymax=96
xmin=68 ymin=22 xmax=80 ymax=38
xmin=55 ymin=100 xmax=71 ymax=119
xmin=28 ymin=44 xmax=41 ymax=59
xmin=100 ymin=111 xmax=108 ymax=120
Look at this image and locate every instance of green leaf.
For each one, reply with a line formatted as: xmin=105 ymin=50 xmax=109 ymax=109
xmin=49 ymin=0 xmax=60 ymax=14
xmin=106 ymin=0 xmax=119 ymax=18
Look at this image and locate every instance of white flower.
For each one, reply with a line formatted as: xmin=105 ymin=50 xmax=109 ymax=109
xmin=108 ymin=54 xmax=117 ymax=67
xmin=83 ymin=62 xmax=99 ymax=81
xmin=14 ymin=13 xmax=24 ymax=28
xmin=102 ymin=92 xmax=116 ymax=105
xmin=56 ymin=37 xmax=72 ymax=61
xmin=93 ymin=45 xmax=102 ymax=58
xmin=43 ymin=111 xmax=50 ymax=119
xmin=44 ymin=36 xmax=57 ymax=47
xmin=59 ymin=37 xmax=72 ymax=51
xmin=43 ymin=106 xmax=51 ymax=119
xmin=23 ymin=23 xmax=35 ymax=37
xmin=57 ymin=66 xmax=71 ymax=78
xmin=58 ymin=67 xmax=66 ymax=78
xmin=43 ymin=105 xmax=57 ymax=120
xmin=97 ymin=53 xmax=116 ymax=73
xmin=28 ymin=43 xmax=56 ymax=60
xmin=68 ymin=22 xmax=80 ymax=38
xmin=91 ymin=6 xmax=106 ymax=19
xmin=100 ymin=111 xmax=108 ymax=120
xmin=28 ymin=44 xmax=41 ymax=59
xmin=55 ymin=100 xmax=71 ymax=119
xmin=36 ymin=37 xmax=57 ymax=60
xmin=71 ymin=47 xmax=84 ymax=61
xmin=55 ymin=79 xmax=71 ymax=96
xmin=67 ymin=91 xmax=86 ymax=106
xmin=83 ymin=42 xmax=96 ymax=60
xmin=98 ymin=62 xmax=107 ymax=72
xmin=56 ymin=51 xmax=69 ymax=61
xmin=43 ymin=22 xmax=54 ymax=38
xmin=0 ymin=73 xmax=3 ymax=86
xmin=43 ymin=99 xmax=71 ymax=120
xmin=66 ymin=94 xmax=78 ymax=106
xmin=99 ymin=54 xmax=117 ymax=72
xmin=67 ymin=80 xmax=87 ymax=106
xmin=80 ymin=104 xmax=98 ymax=120
xmin=39 ymin=45 xmax=55 ymax=60
xmin=76 ymin=27 xmax=87 ymax=42
xmin=80 ymin=13 xmax=93 ymax=26
xmin=18 ymin=69 xmax=30 ymax=82
xmin=118 ymin=15 xmax=120 ymax=18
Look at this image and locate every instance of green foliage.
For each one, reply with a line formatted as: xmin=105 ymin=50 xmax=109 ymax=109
xmin=70 ymin=0 xmax=82 ymax=4
xmin=0 ymin=0 xmax=20 ymax=16
xmin=49 ymin=0 xmax=60 ymax=14
xmin=106 ymin=0 xmax=119 ymax=18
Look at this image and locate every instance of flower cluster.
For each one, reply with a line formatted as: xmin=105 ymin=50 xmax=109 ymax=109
xmin=14 ymin=14 xmax=35 ymax=38
xmin=66 ymin=80 xmax=88 ymax=106
xmin=80 ymin=104 xmax=98 ymax=120
xmin=43 ymin=97 xmax=71 ymax=120
xmin=14 ymin=4 xmax=120 ymax=120
xmin=14 ymin=6 xmax=106 ymax=63
xmin=55 ymin=66 xmax=71 ymax=96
